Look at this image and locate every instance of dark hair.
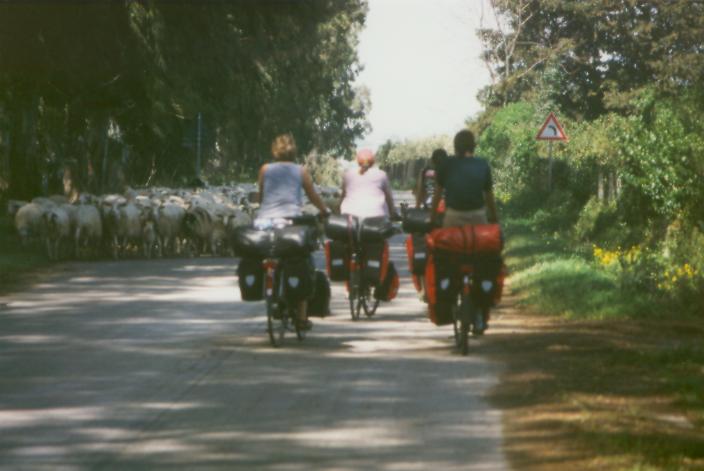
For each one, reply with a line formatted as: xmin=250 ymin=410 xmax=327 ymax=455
xmin=453 ymin=129 xmax=476 ymax=156
xmin=430 ymin=148 xmax=448 ymax=166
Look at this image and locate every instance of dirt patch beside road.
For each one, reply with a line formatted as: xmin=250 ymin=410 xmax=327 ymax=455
xmin=480 ymin=290 xmax=704 ymax=470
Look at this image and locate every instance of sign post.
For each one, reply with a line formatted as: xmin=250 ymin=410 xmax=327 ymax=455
xmin=196 ymin=112 xmax=202 ymax=179
xmin=536 ymin=112 xmax=568 ymax=191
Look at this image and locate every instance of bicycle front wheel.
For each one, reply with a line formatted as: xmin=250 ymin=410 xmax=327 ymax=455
xmin=267 ymin=298 xmax=287 ymax=347
xmin=362 ymin=291 xmax=380 ymax=318
xmin=349 ymin=291 xmax=362 ymax=321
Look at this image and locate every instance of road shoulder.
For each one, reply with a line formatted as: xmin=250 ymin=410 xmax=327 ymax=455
xmin=480 ymin=290 xmax=704 ymax=470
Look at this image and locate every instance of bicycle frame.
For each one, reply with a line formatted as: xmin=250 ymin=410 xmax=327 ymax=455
xmin=346 ymin=228 xmax=381 ymax=321
xmin=257 ymin=218 xmax=316 ymax=347
xmin=453 ymin=258 xmax=493 ymax=355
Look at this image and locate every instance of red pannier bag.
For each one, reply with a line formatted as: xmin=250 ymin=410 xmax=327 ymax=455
xmin=428 ymin=300 xmax=454 ymax=326
xmin=325 ymin=240 xmax=350 ymax=281
xmin=427 ymin=224 xmax=503 ymax=255
xmin=426 ymin=252 xmax=455 ymax=325
xmin=405 ymin=234 xmax=428 ymax=276
xmin=437 ymin=199 xmax=446 ymax=214
xmin=374 ymin=262 xmax=399 ymax=301
xmin=411 ymin=274 xmax=422 ymax=292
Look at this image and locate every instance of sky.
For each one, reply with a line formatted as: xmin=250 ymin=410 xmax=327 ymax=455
xmin=355 ymin=0 xmax=493 ymax=150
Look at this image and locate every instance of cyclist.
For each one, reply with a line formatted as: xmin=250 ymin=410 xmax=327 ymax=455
xmin=431 ymin=130 xmax=498 ymax=227
xmin=257 ymin=132 xmax=329 ymax=330
xmin=430 ymin=129 xmax=499 ymax=334
xmin=415 ymin=148 xmax=448 ymax=209
xmin=339 ymin=148 xmax=399 ymax=220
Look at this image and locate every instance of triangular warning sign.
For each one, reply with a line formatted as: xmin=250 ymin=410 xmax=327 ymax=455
xmin=536 ymin=112 xmax=568 ymax=141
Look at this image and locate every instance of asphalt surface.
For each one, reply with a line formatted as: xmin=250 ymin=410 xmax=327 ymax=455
xmin=0 ymin=220 xmax=508 ymax=470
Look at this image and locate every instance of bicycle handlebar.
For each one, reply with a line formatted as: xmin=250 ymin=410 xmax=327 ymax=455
xmin=288 ymin=214 xmax=320 ymax=226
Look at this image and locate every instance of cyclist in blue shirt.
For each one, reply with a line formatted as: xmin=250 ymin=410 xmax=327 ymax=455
xmin=431 ymin=129 xmax=498 ymax=227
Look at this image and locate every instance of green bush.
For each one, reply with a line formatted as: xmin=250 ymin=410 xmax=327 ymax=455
xmin=572 ymin=197 xmax=619 ymax=243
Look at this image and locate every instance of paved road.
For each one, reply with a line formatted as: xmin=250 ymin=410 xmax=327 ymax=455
xmin=0 ymin=232 xmax=508 ymax=470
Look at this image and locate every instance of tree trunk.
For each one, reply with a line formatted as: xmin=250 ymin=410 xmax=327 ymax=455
xmin=597 ymin=166 xmax=604 ymax=201
xmin=609 ymin=170 xmax=617 ymax=202
xmin=100 ymin=120 xmax=110 ymax=194
xmin=7 ymin=96 xmax=42 ymax=200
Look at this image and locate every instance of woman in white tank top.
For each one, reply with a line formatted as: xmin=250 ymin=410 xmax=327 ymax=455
xmin=256 ymin=133 xmax=329 ymax=331
xmin=257 ymin=133 xmax=328 ymax=219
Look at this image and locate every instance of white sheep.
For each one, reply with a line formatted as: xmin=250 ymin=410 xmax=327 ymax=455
xmin=99 ymin=199 xmax=121 ymax=260
xmin=156 ymin=203 xmax=185 ymax=257
xmin=14 ymin=203 xmax=46 ymax=247
xmin=31 ymin=197 xmax=56 ymax=207
xmin=182 ymin=205 xmax=214 ymax=257
xmin=75 ymin=204 xmax=103 ymax=259
xmin=141 ymin=208 xmax=159 ymax=259
xmin=42 ymin=205 xmax=71 ymax=260
xmin=117 ymin=202 xmax=142 ymax=258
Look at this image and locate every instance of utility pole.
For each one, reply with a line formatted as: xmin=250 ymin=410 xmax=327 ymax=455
xmin=196 ymin=112 xmax=202 ymax=179
xmin=547 ymin=140 xmax=553 ymax=192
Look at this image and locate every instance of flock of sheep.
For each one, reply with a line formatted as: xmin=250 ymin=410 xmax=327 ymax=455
xmin=9 ymin=185 xmax=342 ymax=261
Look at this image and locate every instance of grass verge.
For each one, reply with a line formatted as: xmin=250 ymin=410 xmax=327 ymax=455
xmin=485 ymin=218 xmax=704 ymax=470
xmin=504 ymin=218 xmax=654 ymax=320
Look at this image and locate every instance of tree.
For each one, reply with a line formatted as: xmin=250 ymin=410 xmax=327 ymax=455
xmin=0 ymin=1 xmax=370 ymax=199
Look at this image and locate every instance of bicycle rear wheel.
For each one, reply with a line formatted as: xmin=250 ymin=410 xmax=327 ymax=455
xmin=349 ymin=292 xmax=362 ymax=321
xmin=348 ymin=269 xmax=362 ymax=321
xmin=454 ymin=298 xmax=472 ymax=355
xmin=267 ymin=299 xmax=287 ymax=347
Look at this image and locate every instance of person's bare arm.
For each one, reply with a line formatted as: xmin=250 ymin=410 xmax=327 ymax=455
xmin=382 ymin=175 xmax=399 ymax=219
xmin=301 ymin=168 xmax=329 ymax=215
xmin=430 ymin=183 xmax=444 ymax=225
xmin=485 ymin=190 xmax=499 ymax=224
xmin=415 ymin=169 xmax=424 ymax=208
xmin=257 ymin=164 xmax=268 ymax=204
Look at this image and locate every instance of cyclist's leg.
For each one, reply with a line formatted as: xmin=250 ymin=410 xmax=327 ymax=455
xmin=297 ymin=299 xmax=313 ymax=330
xmin=418 ymin=274 xmax=427 ymax=302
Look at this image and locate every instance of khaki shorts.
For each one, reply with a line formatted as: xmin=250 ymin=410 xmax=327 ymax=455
xmin=442 ymin=207 xmax=488 ymax=227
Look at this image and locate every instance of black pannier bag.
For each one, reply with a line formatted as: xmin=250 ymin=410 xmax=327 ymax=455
xmin=308 ymin=270 xmax=331 ymax=317
xmin=279 ymin=257 xmax=315 ymax=303
xmin=360 ymin=216 xmax=394 ymax=243
xmin=410 ymin=233 xmax=428 ymax=275
xmin=433 ymin=251 xmax=460 ymax=304
xmin=324 ymin=214 xmax=358 ymax=241
xmin=402 ymin=208 xmax=432 ymax=234
xmin=237 ymin=257 xmax=264 ymax=301
xmin=232 ymin=225 xmax=317 ymax=258
xmin=363 ymin=241 xmax=389 ymax=286
xmin=232 ymin=227 xmax=271 ymax=258
xmin=275 ymin=225 xmax=318 ymax=257
xmin=325 ymin=240 xmax=350 ymax=281
xmin=471 ymin=254 xmax=504 ymax=308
